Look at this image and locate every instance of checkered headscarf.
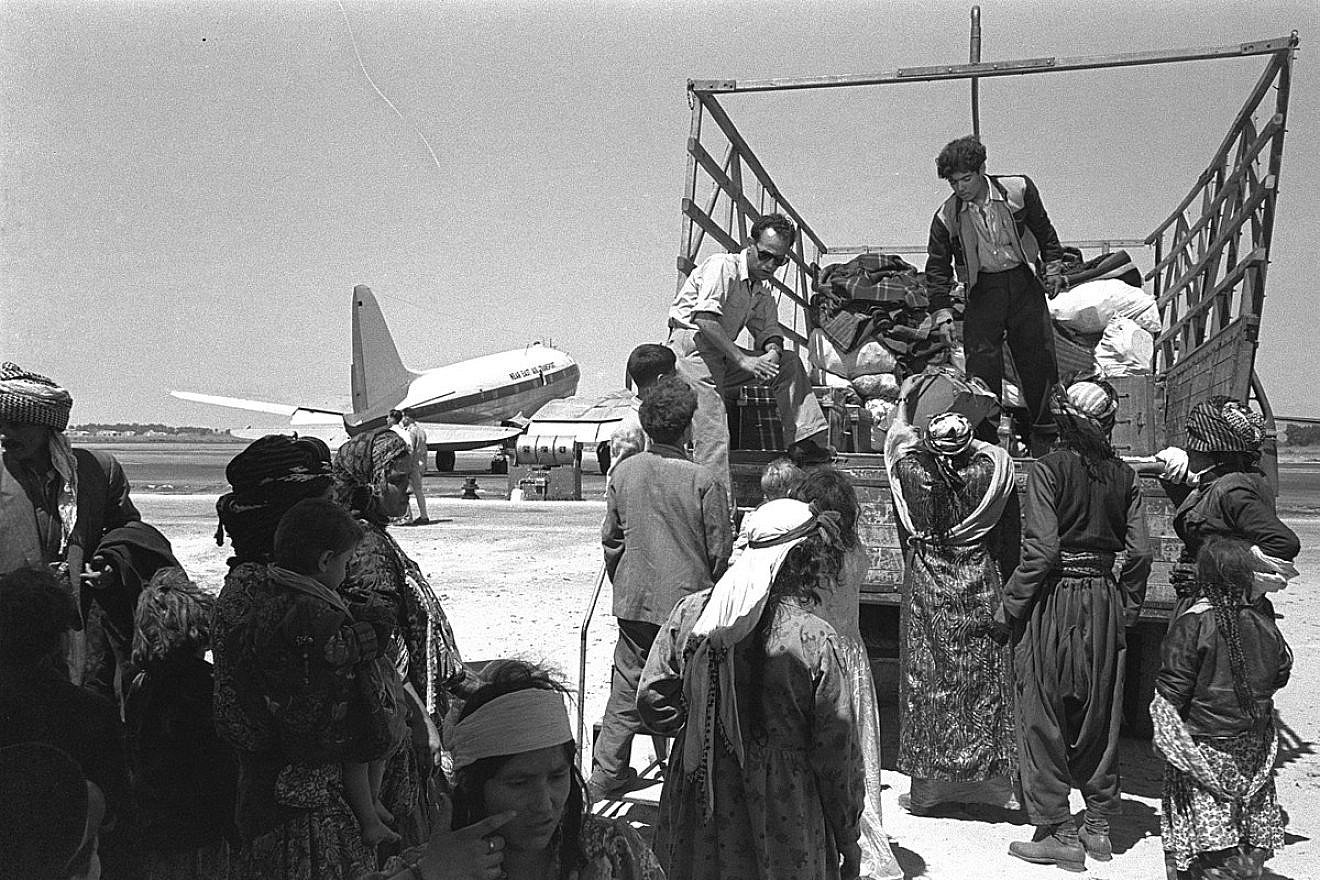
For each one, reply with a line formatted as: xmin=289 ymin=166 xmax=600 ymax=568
xmin=1185 ymin=397 xmax=1266 ymax=454
xmin=0 ymin=363 xmax=73 ymax=431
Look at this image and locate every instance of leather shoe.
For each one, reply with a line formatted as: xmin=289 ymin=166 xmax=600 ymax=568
xmin=1008 ymin=825 xmax=1086 ymax=873
xmin=787 ymin=437 xmax=835 ymax=466
xmin=1079 ymin=825 xmax=1113 ymax=861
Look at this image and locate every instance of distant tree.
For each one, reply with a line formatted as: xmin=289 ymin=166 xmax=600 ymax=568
xmin=1283 ymin=424 xmax=1320 ymax=446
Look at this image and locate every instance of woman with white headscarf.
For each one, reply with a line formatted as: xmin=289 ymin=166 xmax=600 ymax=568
xmin=998 ymin=380 xmax=1152 ymax=872
xmin=637 ymin=498 xmax=864 ymax=880
xmin=362 ymin=659 xmax=664 ymax=880
xmin=883 ymin=389 xmax=1019 ymax=819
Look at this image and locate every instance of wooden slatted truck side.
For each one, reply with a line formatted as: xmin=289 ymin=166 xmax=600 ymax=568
xmin=677 ymin=28 xmax=1299 ymax=736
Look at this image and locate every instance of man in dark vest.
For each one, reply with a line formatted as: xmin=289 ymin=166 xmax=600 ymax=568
xmin=925 ymin=135 xmax=1065 ymax=453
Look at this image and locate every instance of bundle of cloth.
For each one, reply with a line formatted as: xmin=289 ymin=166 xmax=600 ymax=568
xmin=1047 ymin=247 xmax=1161 ymax=378
xmin=807 ymin=254 xmax=963 ymax=434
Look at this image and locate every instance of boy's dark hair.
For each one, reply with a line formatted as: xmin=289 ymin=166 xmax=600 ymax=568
xmin=626 ymin=344 xmax=676 ymax=393
xmin=387 ymin=409 xmax=403 ymax=423
xmin=0 ymin=568 xmax=77 ymax=668
xmin=750 ymin=212 xmax=797 ymax=246
xmin=936 ymin=135 xmax=988 ymax=180
xmin=273 ymin=497 xmax=365 ymax=574
xmin=639 ymin=376 xmax=697 ymax=445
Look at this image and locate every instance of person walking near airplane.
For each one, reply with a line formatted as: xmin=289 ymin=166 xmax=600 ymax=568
xmin=667 ymin=213 xmax=831 ymax=492
xmin=389 ymin=409 xmax=431 ymax=526
xmin=925 ymin=135 xmax=1066 ymax=454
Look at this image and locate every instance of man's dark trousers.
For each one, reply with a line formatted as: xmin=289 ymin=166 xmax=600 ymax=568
xmin=590 ymin=618 xmax=662 ymax=789
xmin=964 ymin=265 xmax=1058 ymax=431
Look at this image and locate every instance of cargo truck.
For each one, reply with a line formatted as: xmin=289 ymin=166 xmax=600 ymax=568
xmin=676 ymin=19 xmax=1299 ymax=736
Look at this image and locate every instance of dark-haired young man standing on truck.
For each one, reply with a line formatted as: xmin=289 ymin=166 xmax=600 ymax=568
xmin=926 ymin=135 xmax=1066 ymax=454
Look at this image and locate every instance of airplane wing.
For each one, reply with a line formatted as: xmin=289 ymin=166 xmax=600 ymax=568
xmin=170 ymin=391 xmax=344 ymax=425
xmin=421 ymin=423 xmax=525 ymax=452
xmin=522 ymin=390 xmax=636 ymax=445
xmin=228 ymin=424 xmax=353 ymax=448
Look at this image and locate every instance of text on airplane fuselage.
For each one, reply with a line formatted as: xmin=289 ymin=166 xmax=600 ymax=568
xmin=508 ymin=363 xmax=557 ymax=381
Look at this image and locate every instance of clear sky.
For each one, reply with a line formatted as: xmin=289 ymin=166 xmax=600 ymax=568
xmin=3 ymin=0 xmax=1317 ymax=427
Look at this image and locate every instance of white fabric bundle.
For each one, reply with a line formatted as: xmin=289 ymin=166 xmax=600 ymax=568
xmin=808 ymin=328 xmax=899 ymax=379
xmin=1049 ymin=278 xmax=1161 ymax=335
xmin=852 ymin=373 xmax=900 ymax=401
xmin=1095 ymin=316 xmax=1154 ymax=376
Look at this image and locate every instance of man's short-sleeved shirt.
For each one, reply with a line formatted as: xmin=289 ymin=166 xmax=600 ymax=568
xmin=405 ymin=422 xmax=428 ymax=459
xmin=668 ymin=251 xmax=782 ymax=349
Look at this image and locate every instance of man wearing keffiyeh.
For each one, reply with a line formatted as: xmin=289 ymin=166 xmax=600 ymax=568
xmin=0 ymin=362 xmax=170 ymax=692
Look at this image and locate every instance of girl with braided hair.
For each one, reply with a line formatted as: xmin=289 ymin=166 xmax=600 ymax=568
xmin=1153 ymin=537 xmax=1292 ymax=879
xmin=793 ymin=468 xmax=902 ymax=880
xmin=638 ymin=499 xmax=864 ymax=880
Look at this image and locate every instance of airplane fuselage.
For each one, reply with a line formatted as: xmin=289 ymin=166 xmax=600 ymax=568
xmin=346 ymin=344 xmax=580 ymax=434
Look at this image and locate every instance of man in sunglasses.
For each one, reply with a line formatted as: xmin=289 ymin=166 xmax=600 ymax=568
xmin=666 ymin=213 xmax=830 ymax=492
xmin=926 ymin=135 xmax=1065 ymax=454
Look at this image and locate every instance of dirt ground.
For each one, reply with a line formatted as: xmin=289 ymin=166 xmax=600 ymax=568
xmin=142 ymin=494 xmax=1320 ymax=880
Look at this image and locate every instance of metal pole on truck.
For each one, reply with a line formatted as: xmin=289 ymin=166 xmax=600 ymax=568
xmin=576 ymin=563 xmax=608 ymax=770
xmin=970 ymin=6 xmax=982 ymax=138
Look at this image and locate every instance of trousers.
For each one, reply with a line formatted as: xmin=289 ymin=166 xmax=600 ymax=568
xmin=1014 ymin=574 xmax=1126 ymax=824
xmin=964 ymin=265 xmax=1057 ymax=427
xmin=408 ymin=456 xmax=428 ymax=521
xmin=667 ymin=328 xmax=828 ymax=490
xmin=591 ymin=618 xmax=662 ymax=786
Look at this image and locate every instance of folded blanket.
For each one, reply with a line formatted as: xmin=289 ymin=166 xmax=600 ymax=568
xmin=1060 ymin=247 xmax=1144 ymax=289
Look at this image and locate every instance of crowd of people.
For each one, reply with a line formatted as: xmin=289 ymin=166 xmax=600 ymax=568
xmin=0 ymin=138 xmax=1305 ymax=880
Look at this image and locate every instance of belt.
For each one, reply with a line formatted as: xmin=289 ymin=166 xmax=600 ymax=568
xmin=1057 ymin=549 xmax=1115 ymax=578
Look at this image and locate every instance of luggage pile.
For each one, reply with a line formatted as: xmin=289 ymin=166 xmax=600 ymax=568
xmin=1050 ymin=247 xmax=1161 ymax=377
xmin=807 ymin=254 xmax=959 ymax=436
xmin=805 ymin=249 xmax=1163 ymax=439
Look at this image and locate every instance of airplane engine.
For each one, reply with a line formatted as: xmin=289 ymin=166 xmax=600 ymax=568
xmin=515 ymin=434 xmax=578 ymax=467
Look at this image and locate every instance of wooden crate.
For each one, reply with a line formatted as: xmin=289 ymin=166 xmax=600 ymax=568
xmin=1108 ymin=374 xmax=1164 ymax=457
xmin=734 ymin=384 xmax=851 ymax=452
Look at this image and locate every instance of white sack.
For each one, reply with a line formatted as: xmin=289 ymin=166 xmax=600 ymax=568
xmin=1095 ymin=316 xmax=1154 ymax=377
xmin=808 ymin=328 xmax=899 ymax=379
xmin=1049 ymin=278 xmax=1160 ymax=335
xmin=852 ymin=372 xmax=900 ymax=401
xmin=865 ymin=398 xmax=897 ymax=447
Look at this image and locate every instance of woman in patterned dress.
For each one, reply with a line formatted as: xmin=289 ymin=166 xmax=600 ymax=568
xmin=212 ymin=434 xmax=386 ymax=880
xmin=638 ymin=498 xmax=864 ymax=880
xmin=883 ymin=401 xmax=1019 ymax=816
xmin=793 ymin=467 xmax=903 ymax=880
xmin=1153 ymin=537 xmax=1292 ymax=880
xmin=333 ymin=429 xmax=478 ymax=848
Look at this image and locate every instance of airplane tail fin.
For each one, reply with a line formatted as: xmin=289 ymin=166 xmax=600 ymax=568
xmin=351 ymin=285 xmax=418 ymax=413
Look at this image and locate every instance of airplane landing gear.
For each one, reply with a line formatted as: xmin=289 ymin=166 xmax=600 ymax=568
xmin=436 ymin=450 xmax=456 ymax=472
